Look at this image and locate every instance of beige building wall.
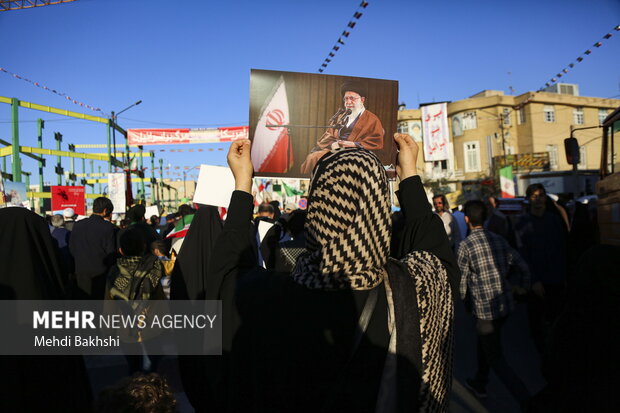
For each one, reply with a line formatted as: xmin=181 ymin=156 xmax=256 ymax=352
xmin=398 ymin=87 xmax=619 ymax=183
xmin=162 ymin=178 xmax=196 ymax=202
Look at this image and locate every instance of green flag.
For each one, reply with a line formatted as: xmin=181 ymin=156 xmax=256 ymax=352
xmin=283 ymin=182 xmax=304 ymax=197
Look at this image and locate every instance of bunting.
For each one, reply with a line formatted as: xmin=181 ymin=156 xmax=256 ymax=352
xmin=0 ymin=66 xmax=104 ymax=113
xmin=513 ymin=24 xmax=619 ymax=111
xmin=317 ymin=1 xmax=368 ymax=73
xmin=536 ymin=24 xmax=619 ymax=93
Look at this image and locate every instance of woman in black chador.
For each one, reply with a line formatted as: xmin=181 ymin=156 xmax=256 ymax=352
xmin=195 ymin=134 xmax=459 ymax=412
xmin=0 ymin=207 xmax=92 ymax=412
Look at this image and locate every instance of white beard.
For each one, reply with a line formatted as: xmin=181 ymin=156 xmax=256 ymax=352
xmin=346 ymin=105 xmax=364 ymax=127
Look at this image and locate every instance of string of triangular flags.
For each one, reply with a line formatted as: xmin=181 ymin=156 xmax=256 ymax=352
xmin=146 ymin=166 xmax=202 ymax=171
xmin=317 ymin=1 xmax=368 ymax=73
xmin=512 ymin=24 xmax=619 ymax=111
xmin=0 ymin=66 xmax=105 ymax=114
xmin=537 ymin=24 xmax=619 ymax=92
xmin=155 ymin=148 xmax=226 ymax=152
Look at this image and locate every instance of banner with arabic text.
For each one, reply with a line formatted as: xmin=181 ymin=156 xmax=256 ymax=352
xmin=421 ymin=103 xmax=449 ymax=161
xmin=127 ymin=127 xmax=249 ymax=146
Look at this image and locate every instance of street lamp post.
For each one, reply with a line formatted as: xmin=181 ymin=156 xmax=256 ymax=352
xmin=110 ymin=100 xmax=142 ymax=206
xmin=110 ymin=100 xmax=142 ymax=168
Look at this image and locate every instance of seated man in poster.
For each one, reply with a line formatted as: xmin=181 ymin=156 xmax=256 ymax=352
xmin=300 ymin=81 xmax=384 ymax=174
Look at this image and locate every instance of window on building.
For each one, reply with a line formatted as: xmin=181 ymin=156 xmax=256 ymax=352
xmin=462 ymin=111 xmax=477 ymax=130
xmin=544 ymin=105 xmax=555 ymax=123
xmin=505 ymin=145 xmax=515 ymax=155
xmin=517 ymin=107 xmax=526 ymax=124
xmin=546 ymin=144 xmax=558 ymax=170
xmin=464 ymin=141 xmax=481 ymax=172
xmin=599 ymin=109 xmax=608 ymax=124
xmin=573 ymin=107 xmax=584 ymax=125
xmin=432 ymin=160 xmax=448 ymax=170
xmin=578 ymin=146 xmax=587 ymax=170
xmin=502 ymin=108 xmax=511 ymax=126
xmin=397 ymin=121 xmax=409 ymax=134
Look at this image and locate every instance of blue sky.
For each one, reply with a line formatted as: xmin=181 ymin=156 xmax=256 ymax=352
xmin=1 ymin=0 xmax=619 ymax=190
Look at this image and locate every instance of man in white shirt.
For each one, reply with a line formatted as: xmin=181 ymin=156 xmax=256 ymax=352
xmin=433 ymin=194 xmax=462 ymax=251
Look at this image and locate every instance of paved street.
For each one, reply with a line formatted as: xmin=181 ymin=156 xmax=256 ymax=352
xmin=451 ymin=300 xmax=546 ymax=412
xmin=85 ymin=299 xmax=546 ymax=413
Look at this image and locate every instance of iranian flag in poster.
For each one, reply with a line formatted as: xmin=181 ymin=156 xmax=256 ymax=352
xmin=499 ymin=166 xmax=515 ymax=198
xmin=251 ymin=76 xmax=293 ymax=173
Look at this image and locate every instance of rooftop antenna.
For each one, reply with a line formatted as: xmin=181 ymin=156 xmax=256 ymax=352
xmin=508 ymin=72 xmax=515 ymax=95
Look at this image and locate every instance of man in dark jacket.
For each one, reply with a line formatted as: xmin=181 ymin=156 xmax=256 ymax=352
xmin=69 ymin=196 xmax=118 ymax=299
xmin=121 ymin=204 xmax=161 ymax=248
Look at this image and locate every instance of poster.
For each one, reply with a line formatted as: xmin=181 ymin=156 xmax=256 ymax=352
xmin=250 ymin=69 xmax=398 ymax=178
xmin=409 ymin=120 xmax=423 ymax=142
xmin=421 ymin=103 xmax=449 ymax=161
xmin=2 ymin=181 xmax=29 ymax=208
xmin=51 ymin=186 xmax=85 ymax=215
xmin=0 ymin=179 xmax=5 ymax=207
xmin=107 ymin=173 xmax=126 ymax=213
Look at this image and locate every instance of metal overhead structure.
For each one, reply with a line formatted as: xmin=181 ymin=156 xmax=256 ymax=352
xmin=0 ymin=0 xmax=77 ymax=11
xmin=0 ymin=95 xmax=176 ymax=209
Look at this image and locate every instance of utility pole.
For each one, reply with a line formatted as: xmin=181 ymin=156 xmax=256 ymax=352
xmin=499 ymin=113 xmax=507 ymax=156
xmin=159 ymin=158 xmax=165 ymax=207
xmin=54 ymin=132 xmax=63 ymax=185
xmin=23 ymin=171 xmax=32 ymax=207
xmin=69 ymin=143 xmax=76 ymax=185
xmin=37 ymin=119 xmax=45 ymax=211
xmin=139 ymin=146 xmax=145 ymax=203
xmin=81 ymin=157 xmax=86 ymax=190
xmin=150 ymin=151 xmax=156 ymax=205
xmin=107 ymin=120 xmax=112 ymax=173
xmin=97 ymin=165 xmax=102 ymax=194
xmin=11 ymin=98 xmax=21 ymax=182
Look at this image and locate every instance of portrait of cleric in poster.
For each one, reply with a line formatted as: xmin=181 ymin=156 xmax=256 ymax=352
xmin=249 ymin=69 xmax=398 ymax=178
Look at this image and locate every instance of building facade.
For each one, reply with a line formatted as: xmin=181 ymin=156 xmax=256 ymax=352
xmin=397 ymin=85 xmax=620 ymax=196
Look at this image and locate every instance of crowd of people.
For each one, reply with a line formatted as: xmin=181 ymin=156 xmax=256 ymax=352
xmin=0 ymin=132 xmax=617 ymax=412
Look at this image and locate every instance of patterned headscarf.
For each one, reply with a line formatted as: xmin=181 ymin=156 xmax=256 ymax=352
xmin=292 ymin=148 xmax=391 ymax=290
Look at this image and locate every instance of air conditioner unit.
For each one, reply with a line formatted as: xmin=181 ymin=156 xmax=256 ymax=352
xmin=542 ymin=83 xmax=579 ymax=96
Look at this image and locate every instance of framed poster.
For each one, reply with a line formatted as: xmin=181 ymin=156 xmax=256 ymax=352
xmin=250 ymin=69 xmax=398 ymax=178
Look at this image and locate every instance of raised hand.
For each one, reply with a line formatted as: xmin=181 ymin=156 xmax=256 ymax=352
xmin=394 ymin=133 xmax=419 ymax=180
xmin=227 ymin=139 xmax=253 ymax=193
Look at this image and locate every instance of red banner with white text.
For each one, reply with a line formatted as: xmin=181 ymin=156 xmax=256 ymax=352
xmin=127 ymin=127 xmax=249 ymax=146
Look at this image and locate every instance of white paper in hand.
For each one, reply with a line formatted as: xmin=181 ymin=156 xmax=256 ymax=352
xmin=145 ymin=205 xmax=160 ymax=219
xmin=193 ymin=165 xmax=236 ymax=208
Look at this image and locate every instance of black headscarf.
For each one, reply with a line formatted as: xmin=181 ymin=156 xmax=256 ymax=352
xmin=0 ymin=207 xmax=66 ymax=299
xmin=170 ymin=205 xmax=223 ymax=300
xmin=169 ymin=205 xmax=223 ymax=412
xmin=0 ymin=207 xmax=92 ymax=412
